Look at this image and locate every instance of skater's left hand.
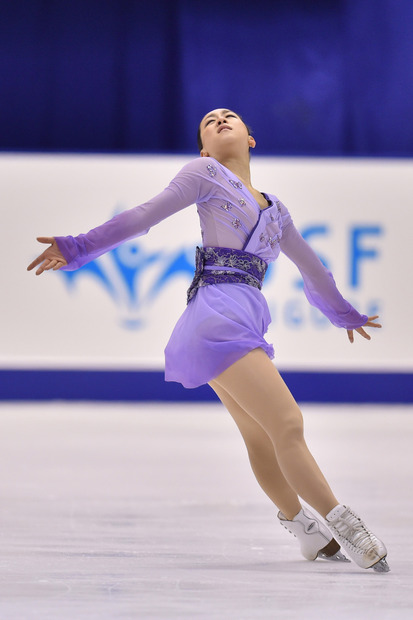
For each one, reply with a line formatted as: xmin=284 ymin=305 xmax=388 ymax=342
xmin=347 ymin=315 xmax=382 ymax=343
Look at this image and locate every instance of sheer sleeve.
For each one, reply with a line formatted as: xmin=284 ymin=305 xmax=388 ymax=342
xmin=279 ymin=216 xmax=367 ymax=329
xmin=55 ymin=158 xmax=213 ymax=271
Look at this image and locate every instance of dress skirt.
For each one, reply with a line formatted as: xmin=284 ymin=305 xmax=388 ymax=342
xmin=164 ymin=282 xmax=275 ymax=389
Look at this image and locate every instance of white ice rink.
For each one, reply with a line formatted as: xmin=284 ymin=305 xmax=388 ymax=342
xmin=0 ymin=402 xmax=412 ymax=619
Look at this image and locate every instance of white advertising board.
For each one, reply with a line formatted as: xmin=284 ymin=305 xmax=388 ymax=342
xmin=1 ymin=153 xmax=412 ymax=372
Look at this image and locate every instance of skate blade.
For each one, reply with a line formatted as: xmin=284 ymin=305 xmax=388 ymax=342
xmin=318 ymin=550 xmax=350 ymax=562
xmin=371 ymin=557 xmax=390 ymax=573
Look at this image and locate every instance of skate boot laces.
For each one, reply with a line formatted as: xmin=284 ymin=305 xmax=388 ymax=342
xmin=330 ymin=507 xmax=380 ymax=557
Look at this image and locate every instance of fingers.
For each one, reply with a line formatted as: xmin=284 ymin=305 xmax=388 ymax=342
xmin=27 ymin=237 xmax=65 ymax=274
xmin=355 ymin=327 xmax=371 ymax=340
xmin=35 ymin=260 xmax=50 ymax=276
xmin=40 ymin=260 xmax=57 ymax=274
xmin=36 ymin=236 xmax=55 ymax=244
xmin=27 ymin=252 xmax=47 ymax=272
xmin=347 ymin=327 xmax=370 ymax=343
xmin=365 ymin=315 xmax=382 ymax=329
xmin=35 ymin=259 xmax=64 ymax=276
xmin=27 ymin=238 xmax=54 ymax=271
xmin=28 ymin=255 xmax=65 ymax=275
xmin=347 ymin=315 xmax=382 ymax=344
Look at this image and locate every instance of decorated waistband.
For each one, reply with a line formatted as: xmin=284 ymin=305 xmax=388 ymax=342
xmin=186 ymin=246 xmax=268 ymax=304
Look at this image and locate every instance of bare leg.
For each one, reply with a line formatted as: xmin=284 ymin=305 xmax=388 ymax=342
xmin=209 ymin=379 xmax=302 ymax=520
xmin=211 ymin=348 xmax=339 ymax=518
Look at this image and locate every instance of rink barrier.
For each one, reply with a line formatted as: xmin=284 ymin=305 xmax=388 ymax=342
xmin=0 ymin=370 xmax=412 ymax=403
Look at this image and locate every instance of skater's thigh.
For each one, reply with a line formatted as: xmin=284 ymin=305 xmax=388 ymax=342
xmin=212 ymin=347 xmax=303 ymax=436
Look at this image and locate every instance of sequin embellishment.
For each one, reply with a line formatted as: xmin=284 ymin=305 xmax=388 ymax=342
xmin=268 ymin=235 xmax=281 ymax=249
xmin=238 ymin=199 xmax=247 ymax=207
xmin=206 ymin=164 xmax=217 ymax=177
xmin=276 ymin=200 xmax=282 ymax=213
xmin=232 ymin=218 xmax=241 ymax=229
xmin=259 ymin=233 xmax=266 ymax=243
xmin=221 ymin=202 xmax=232 ymax=211
xmin=228 ymin=179 xmax=243 ymax=189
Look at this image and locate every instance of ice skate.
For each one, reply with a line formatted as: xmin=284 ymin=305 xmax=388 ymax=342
xmin=278 ymin=508 xmax=349 ymax=562
xmin=325 ymin=505 xmax=390 ymax=572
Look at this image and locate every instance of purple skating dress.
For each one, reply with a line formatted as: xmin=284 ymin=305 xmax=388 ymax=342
xmin=55 ymin=157 xmax=367 ymax=388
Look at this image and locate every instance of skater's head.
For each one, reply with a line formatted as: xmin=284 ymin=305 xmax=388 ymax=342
xmin=197 ymin=108 xmax=255 ymax=161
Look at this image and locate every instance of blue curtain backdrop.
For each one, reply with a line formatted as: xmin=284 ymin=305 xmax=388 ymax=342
xmin=1 ymin=0 xmax=413 ymax=156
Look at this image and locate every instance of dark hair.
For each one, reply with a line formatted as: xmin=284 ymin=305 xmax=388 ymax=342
xmin=197 ymin=113 xmax=253 ymax=151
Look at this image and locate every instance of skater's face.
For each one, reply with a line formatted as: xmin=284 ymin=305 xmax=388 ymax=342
xmin=198 ymin=108 xmax=255 ymax=160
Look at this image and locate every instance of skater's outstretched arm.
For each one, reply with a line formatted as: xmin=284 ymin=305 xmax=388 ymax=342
xmin=279 ymin=218 xmax=382 ymax=337
xmin=27 ymin=158 xmax=214 ymax=275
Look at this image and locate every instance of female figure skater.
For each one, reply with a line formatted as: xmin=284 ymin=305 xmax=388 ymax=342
xmin=27 ymin=108 xmax=389 ymax=572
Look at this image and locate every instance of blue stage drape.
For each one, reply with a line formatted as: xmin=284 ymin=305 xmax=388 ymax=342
xmin=1 ymin=0 xmax=412 ymax=156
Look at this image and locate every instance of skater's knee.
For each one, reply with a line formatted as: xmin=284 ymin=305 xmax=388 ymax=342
xmin=239 ymin=421 xmax=274 ymax=460
xmin=273 ymin=409 xmax=304 ymax=449
xmin=246 ymin=432 xmax=275 ymax=462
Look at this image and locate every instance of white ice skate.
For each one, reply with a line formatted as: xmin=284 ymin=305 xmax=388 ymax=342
xmin=278 ymin=507 xmax=349 ymax=562
xmin=325 ymin=505 xmax=390 ymax=573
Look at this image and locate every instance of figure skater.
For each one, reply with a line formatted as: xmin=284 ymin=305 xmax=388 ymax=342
xmin=27 ymin=108 xmax=389 ymax=572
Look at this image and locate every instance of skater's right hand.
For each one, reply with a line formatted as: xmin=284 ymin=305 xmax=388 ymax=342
xmin=27 ymin=237 xmax=67 ymax=276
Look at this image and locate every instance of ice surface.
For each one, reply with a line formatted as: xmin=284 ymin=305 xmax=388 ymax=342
xmin=0 ymin=402 xmax=411 ymax=619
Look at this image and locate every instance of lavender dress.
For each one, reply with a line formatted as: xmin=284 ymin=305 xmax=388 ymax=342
xmin=55 ymin=157 xmax=367 ymax=388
